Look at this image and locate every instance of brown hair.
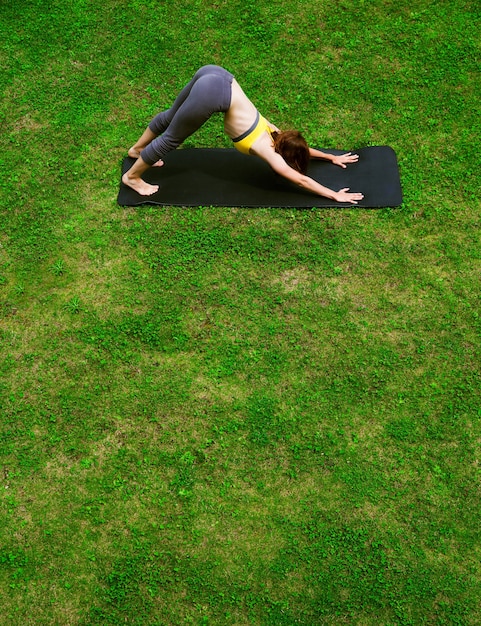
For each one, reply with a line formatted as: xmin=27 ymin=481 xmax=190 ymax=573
xmin=272 ymin=130 xmax=310 ymax=174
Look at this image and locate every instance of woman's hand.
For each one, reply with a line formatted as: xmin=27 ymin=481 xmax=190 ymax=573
xmin=334 ymin=188 xmax=364 ymax=204
xmin=331 ymin=152 xmax=359 ymax=168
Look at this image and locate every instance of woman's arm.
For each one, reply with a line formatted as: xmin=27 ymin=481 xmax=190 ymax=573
xmin=263 ymin=150 xmax=364 ymax=204
xmin=309 ymin=148 xmax=360 ymax=169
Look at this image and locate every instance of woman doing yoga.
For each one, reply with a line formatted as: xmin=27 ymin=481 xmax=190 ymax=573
xmin=123 ymin=65 xmax=364 ymax=204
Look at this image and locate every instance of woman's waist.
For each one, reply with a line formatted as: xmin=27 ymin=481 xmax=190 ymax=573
xmin=224 ymin=109 xmax=260 ymax=139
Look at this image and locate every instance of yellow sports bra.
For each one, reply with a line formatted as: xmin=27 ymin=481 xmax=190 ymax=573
xmin=232 ymin=111 xmax=272 ymax=155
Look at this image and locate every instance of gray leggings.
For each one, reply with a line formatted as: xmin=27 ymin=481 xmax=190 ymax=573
xmin=141 ymin=65 xmax=234 ymax=165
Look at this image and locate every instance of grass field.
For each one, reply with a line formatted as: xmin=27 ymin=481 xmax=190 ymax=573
xmin=1 ymin=0 xmax=480 ymax=623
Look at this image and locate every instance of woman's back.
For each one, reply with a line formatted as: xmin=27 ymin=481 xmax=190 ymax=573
xmin=224 ymin=79 xmax=259 ymax=139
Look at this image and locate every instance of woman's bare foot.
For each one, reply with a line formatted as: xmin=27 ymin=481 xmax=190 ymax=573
xmin=128 ymin=147 xmax=142 ymax=159
xmin=152 ymin=159 xmax=164 ymax=167
xmin=122 ymin=172 xmax=159 ymax=196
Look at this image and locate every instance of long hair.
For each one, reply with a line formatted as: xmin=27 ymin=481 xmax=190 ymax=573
xmin=272 ymin=130 xmax=310 ymax=174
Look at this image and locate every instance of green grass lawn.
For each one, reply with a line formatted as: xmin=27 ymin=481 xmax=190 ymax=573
xmin=1 ymin=0 xmax=480 ymax=623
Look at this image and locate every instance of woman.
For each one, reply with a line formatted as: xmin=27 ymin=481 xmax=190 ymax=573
xmin=122 ymin=65 xmax=364 ymax=204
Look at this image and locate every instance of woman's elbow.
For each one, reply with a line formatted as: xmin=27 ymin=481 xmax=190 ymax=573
xmin=296 ymin=175 xmax=311 ymax=189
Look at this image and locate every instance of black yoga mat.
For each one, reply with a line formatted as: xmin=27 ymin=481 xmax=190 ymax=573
xmin=117 ymin=145 xmax=402 ymax=208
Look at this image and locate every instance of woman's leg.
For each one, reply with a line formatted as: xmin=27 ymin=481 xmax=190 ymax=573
xmin=128 ymin=127 xmax=158 ymax=160
xmin=126 ymin=67 xmax=226 ymax=166
xmin=141 ymin=69 xmax=233 ymax=165
xmin=148 ymin=66 xmax=229 ymax=136
xmin=123 ymin=66 xmax=233 ymax=195
xmin=122 ymin=155 xmax=159 ymax=196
